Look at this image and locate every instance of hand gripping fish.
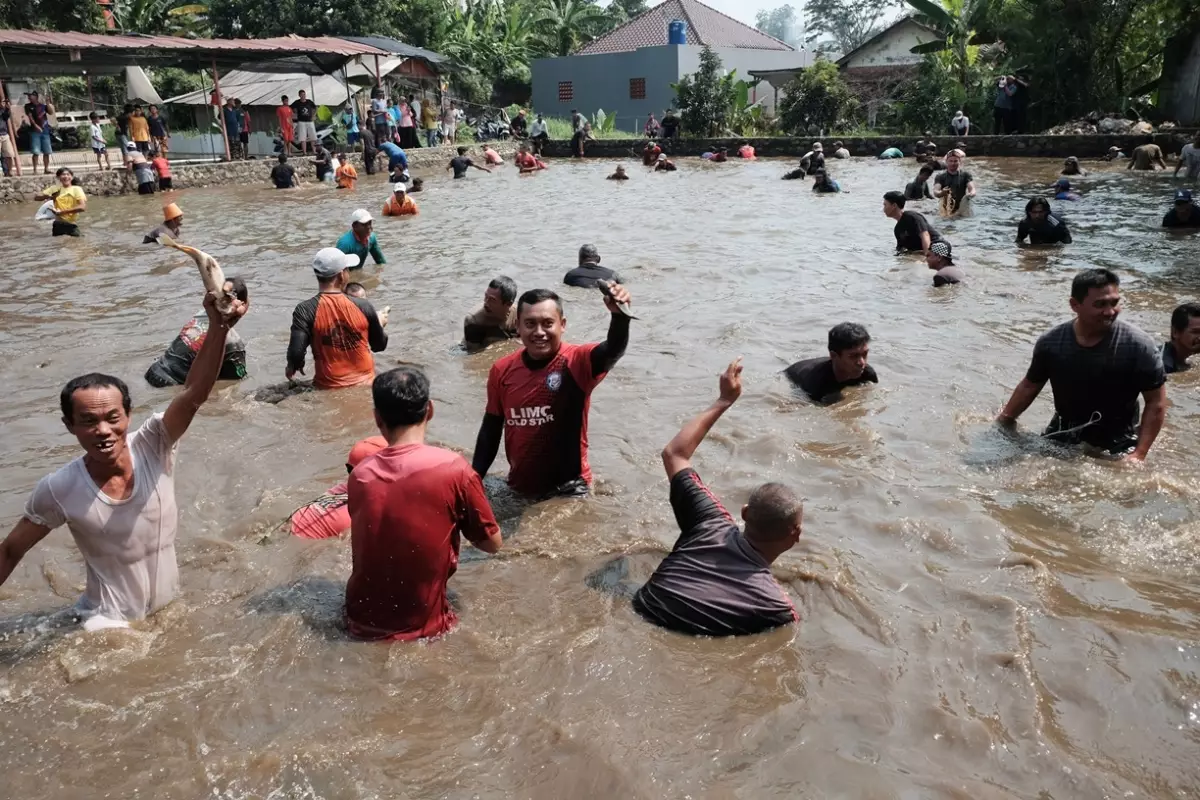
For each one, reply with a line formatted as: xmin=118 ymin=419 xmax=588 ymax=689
xmin=157 ymin=234 xmax=236 ymax=315
xmin=597 ymin=279 xmax=638 ymax=320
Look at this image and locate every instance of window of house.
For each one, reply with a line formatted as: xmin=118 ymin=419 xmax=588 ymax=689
xmin=629 ymin=78 xmax=646 ymax=100
xmin=558 ymin=81 xmax=573 ymax=102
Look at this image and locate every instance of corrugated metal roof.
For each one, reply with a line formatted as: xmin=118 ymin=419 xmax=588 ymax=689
xmin=576 ymin=0 xmax=793 ymax=56
xmin=338 ymin=35 xmax=448 ymax=64
xmin=0 ymin=29 xmax=388 ymax=56
xmin=164 ymin=71 xmax=351 ymax=106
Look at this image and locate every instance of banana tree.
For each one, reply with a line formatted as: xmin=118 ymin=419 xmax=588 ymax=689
xmin=904 ymin=0 xmax=998 ymax=88
xmin=109 ymin=0 xmax=209 ymax=34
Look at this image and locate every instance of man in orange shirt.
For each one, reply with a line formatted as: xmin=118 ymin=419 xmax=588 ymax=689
xmin=335 ymin=151 xmax=358 ymax=189
xmin=382 ymin=183 xmax=418 ymax=216
xmin=287 ymin=248 xmax=389 ymax=389
xmin=276 ymin=95 xmax=294 ymax=156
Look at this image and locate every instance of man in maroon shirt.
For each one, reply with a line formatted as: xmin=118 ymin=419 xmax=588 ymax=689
xmin=631 ymin=359 xmax=802 ymax=636
xmin=346 ymin=367 xmax=502 ymax=641
xmin=472 ymin=284 xmax=633 ymax=499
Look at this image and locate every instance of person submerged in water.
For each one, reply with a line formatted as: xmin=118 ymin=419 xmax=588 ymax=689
xmin=1103 ymin=145 xmax=1125 ymax=162
xmin=883 ymin=190 xmax=944 ymax=255
xmin=607 ymin=165 xmax=629 ymax=180
xmin=144 ymin=202 xmax=183 ymax=244
xmin=1163 ymin=302 xmax=1200 ymax=374
xmin=642 ymin=140 xmax=662 ymax=166
xmin=782 ymin=165 xmax=807 ymax=180
xmin=934 ymin=149 xmax=976 ymax=210
xmin=464 ymin=275 xmax=519 ymax=348
xmin=1061 ymin=156 xmax=1087 ymax=176
xmin=926 ymin=241 xmax=964 ymax=286
xmin=563 ymin=243 xmax=622 ymax=289
xmin=1053 ymin=178 xmax=1081 ymax=202
xmin=1129 ymin=143 xmax=1167 ymax=171
xmin=289 ymin=436 xmax=388 ymax=539
xmin=145 ymin=277 xmax=250 ymax=386
xmin=811 ymin=168 xmax=840 ymax=193
xmin=904 ymin=165 xmax=935 ymax=200
xmin=738 ymin=142 xmax=756 ymax=159
xmin=784 ymin=322 xmax=879 ymax=404
xmin=1017 ymin=197 xmax=1073 ymax=244
xmin=382 ymin=182 xmax=419 ymax=216
xmin=832 ymin=141 xmax=850 ymax=159
xmin=654 ymin=153 xmax=677 ymax=172
xmin=997 ymin=268 xmax=1165 ymax=461
xmin=1162 ymin=189 xmax=1200 ymax=228
xmin=878 ymin=147 xmax=904 ymax=159
xmin=623 ymin=358 xmax=802 ymax=637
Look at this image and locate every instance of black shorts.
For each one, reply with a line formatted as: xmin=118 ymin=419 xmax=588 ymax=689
xmin=51 ymin=221 xmax=80 ymax=237
xmin=137 ymin=141 xmax=150 ymax=154
xmin=159 ymin=177 xmax=173 ymax=190
xmin=239 ymin=132 xmax=249 ymax=144
xmin=138 ymin=182 xmax=156 ymax=195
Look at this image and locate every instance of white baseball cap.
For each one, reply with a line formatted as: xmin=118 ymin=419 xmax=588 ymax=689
xmin=312 ymin=247 xmax=359 ymax=278
xmin=393 ymin=182 xmax=408 ymax=194
xmin=350 ymin=209 xmax=373 ymax=225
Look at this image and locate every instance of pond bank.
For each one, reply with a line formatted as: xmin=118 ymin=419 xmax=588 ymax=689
xmin=542 ymin=133 xmax=1189 ymax=160
xmin=0 ymin=141 xmax=520 ymax=204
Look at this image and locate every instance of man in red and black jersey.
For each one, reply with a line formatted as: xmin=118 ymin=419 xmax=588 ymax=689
xmin=287 ymin=247 xmax=389 ymax=390
xmin=472 ymin=285 xmax=633 ymax=499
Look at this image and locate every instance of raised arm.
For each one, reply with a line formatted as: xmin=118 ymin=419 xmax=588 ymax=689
xmin=662 ymin=359 xmax=742 ymax=480
xmin=591 ymin=282 xmax=633 ymax=377
xmin=163 ymin=291 xmax=247 ymax=442
xmin=0 ymin=518 xmax=52 ymax=589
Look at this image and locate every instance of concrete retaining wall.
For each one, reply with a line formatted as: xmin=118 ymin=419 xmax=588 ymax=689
xmin=0 ymin=141 xmax=518 ymax=204
xmin=541 ymin=133 xmax=1192 ymax=160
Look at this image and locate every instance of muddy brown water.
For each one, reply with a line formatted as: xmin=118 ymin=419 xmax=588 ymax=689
xmin=1 ymin=157 xmax=1199 ymax=799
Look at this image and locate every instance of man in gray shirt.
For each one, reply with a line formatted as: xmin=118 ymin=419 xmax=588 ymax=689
xmin=631 ymin=359 xmax=802 ymax=637
xmin=997 ymin=268 xmax=1166 ymax=460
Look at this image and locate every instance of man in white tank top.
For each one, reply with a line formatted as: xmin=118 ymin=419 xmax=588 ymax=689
xmin=0 ymin=289 xmax=247 ymax=627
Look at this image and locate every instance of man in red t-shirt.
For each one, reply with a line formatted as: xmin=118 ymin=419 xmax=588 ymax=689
xmin=472 ymin=284 xmax=633 ymax=499
xmin=346 ymin=367 xmax=502 ymax=641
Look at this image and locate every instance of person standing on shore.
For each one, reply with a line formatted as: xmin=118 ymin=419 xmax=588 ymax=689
xmin=0 ymin=97 xmax=14 ymax=177
xmin=530 ymin=113 xmax=549 ymax=155
xmin=421 ymin=100 xmax=440 ymax=148
xmin=993 ymin=76 xmax=1015 ymax=134
xmin=997 ymin=268 xmax=1165 ymax=461
xmin=951 ymin=110 xmax=970 ymax=137
xmin=0 ymin=289 xmax=247 ymax=628
xmin=24 ymin=90 xmax=55 ymax=174
xmin=291 ymin=90 xmax=318 ymax=155
xmin=345 ymin=367 xmax=502 ymax=642
xmin=276 ymin=95 xmax=294 ymax=155
xmin=148 ymin=104 xmax=170 ymax=155
xmin=130 ymin=105 xmax=152 ymax=154
xmin=471 ymin=284 xmax=633 ymax=500
xmin=88 ymin=111 xmax=111 ymax=171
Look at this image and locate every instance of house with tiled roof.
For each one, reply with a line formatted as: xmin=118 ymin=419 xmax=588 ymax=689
xmin=531 ymin=0 xmax=801 ymax=133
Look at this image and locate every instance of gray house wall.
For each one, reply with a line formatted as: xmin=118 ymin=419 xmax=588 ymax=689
xmin=532 ymin=47 xmax=681 ymax=134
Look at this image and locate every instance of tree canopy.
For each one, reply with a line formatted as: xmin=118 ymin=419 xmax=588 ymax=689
xmin=754 ymin=5 xmax=800 ymax=47
xmin=804 ymin=0 xmax=897 ymax=56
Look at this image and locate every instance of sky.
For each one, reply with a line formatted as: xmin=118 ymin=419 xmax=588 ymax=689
xmin=641 ymin=0 xmax=778 ymax=28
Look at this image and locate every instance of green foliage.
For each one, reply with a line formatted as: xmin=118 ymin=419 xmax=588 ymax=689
xmin=0 ymin=0 xmax=104 ymax=31
xmin=207 ymin=0 xmax=406 ymax=38
xmin=885 ymin=55 xmax=989 ymax=134
xmin=673 ymin=46 xmax=735 ymax=136
xmin=754 ymin=5 xmax=799 ymax=46
xmin=803 ymin=0 xmax=896 ymax=55
xmin=536 ymin=0 xmax=610 ymax=57
xmin=778 ymin=60 xmax=859 ymax=134
xmin=152 ymin=68 xmax=204 ymax=101
xmin=108 ymin=0 xmax=209 ymax=35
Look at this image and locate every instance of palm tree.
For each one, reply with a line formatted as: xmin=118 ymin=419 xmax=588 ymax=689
xmin=535 ymin=0 xmax=609 ymax=57
xmin=904 ymin=0 xmax=998 ymax=87
xmin=109 ymin=0 xmax=209 ymax=35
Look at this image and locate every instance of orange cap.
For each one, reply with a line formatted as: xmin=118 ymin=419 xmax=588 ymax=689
xmin=163 ymin=202 xmax=183 ymax=222
xmin=347 ymin=436 xmax=388 ymax=468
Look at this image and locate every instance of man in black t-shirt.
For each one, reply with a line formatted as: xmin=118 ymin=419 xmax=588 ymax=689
xmin=563 ymin=243 xmax=621 ymax=289
xmin=998 ymin=268 xmax=1166 ymax=460
xmin=933 ymin=149 xmax=975 ymax=210
xmin=448 ymin=146 xmax=491 ymax=178
xmin=631 ymin=359 xmax=801 ymax=637
xmin=784 ymin=322 xmax=879 ymax=404
xmin=1162 ymin=189 xmax=1200 ymax=228
xmin=1163 ymin=302 xmax=1200 ymax=374
xmin=290 ymin=90 xmax=318 ymax=154
xmin=270 ymin=154 xmax=297 ymax=188
xmin=1017 ymin=197 xmax=1072 ymax=244
xmin=883 ymin=191 xmax=943 ymax=254
xmin=905 ymin=165 xmax=935 ymax=200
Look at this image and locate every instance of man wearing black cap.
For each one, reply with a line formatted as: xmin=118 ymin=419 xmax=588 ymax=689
xmin=926 ymin=241 xmax=964 ymax=286
xmin=1162 ymin=190 xmax=1200 ymax=228
xmin=564 ymin=244 xmax=621 ymax=289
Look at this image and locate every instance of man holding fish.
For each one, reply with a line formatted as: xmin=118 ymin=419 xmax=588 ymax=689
xmin=0 ymin=288 xmax=248 ymax=628
xmin=471 ymin=281 xmax=634 ymax=500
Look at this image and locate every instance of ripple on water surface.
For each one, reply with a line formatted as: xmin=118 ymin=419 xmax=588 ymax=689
xmin=0 ymin=156 xmax=1199 ymax=798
